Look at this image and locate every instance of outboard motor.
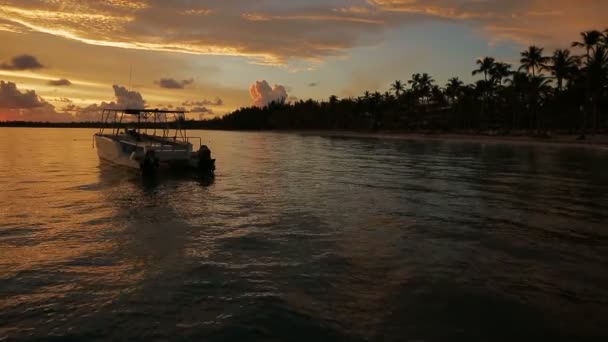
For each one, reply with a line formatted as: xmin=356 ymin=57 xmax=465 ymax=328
xmin=141 ymin=149 xmax=159 ymax=175
xmin=197 ymin=145 xmax=215 ymax=174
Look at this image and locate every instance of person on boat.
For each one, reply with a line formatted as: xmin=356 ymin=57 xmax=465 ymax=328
xmin=126 ymin=128 xmax=142 ymax=141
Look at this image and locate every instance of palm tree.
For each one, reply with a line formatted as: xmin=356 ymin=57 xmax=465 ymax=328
xmin=446 ymin=77 xmax=464 ymax=89
xmin=586 ymin=45 xmax=608 ymax=81
xmin=519 ymin=46 xmax=550 ymax=76
xmin=584 ymin=45 xmax=608 ymax=131
xmin=358 ymin=90 xmax=372 ymax=108
xmin=362 ymin=90 xmax=371 ymax=102
xmin=572 ymin=30 xmax=605 ymax=135
xmin=504 ymin=72 xmax=531 ymax=129
xmin=472 ymin=57 xmax=496 ymax=81
xmin=408 ymin=73 xmax=421 ymax=89
xmin=572 ymin=30 xmax=603 ymax=61
xmin=390 ymin=80 xmax=404 ymax=96
xmin=445 ymin=77 xmax=464 ymax=102
xmin=527 ymin=75 xmax=553 ymax=129
xmin=472 ymin=58 xmax=497 ymax=126
xmin=490 ymin=62 xmax=512 ymax=86
xmin=408 ymin=73 xmax=434 ymax=104
xmin=372 ymin=91 xmax=383 ymax=104
xmin=384 ymin=91 xmax=394 ymax=102
xmin=329 ymin=95 xmax=338 ymax=105
xmin=419 ymin=73 xmax=434 ymax=89
xmin=430 ymin=85 xmax=445 ymax=106
xmin=549 ymin=49 xmax=580 ymax=91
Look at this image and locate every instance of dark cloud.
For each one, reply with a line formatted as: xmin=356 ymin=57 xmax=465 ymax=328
xmin=0 ymin=80 xmax=45 ymax=108
xmin=154 ymin=104 xmax=174 ymax=109
xmin=48 ymin=97 xmax=73 ymax=104
xmin=190 ymin=106 xmax=214 ymax=114
xmin=48 ymin=78 xmax=72 ymax=86
xmin=308 ymin=82 xmax=319 ymax=87
xmin=249 ymin=80 xmax=288 ymax=107
xmin=155 ymin=78 xmax=194 ymax=89
xmin=182 ymin=98 xmax=223 ymax=106
xmin=0 ymin=54 xmax=44 ymax=70
xmin=0 ymin=81 xmax=151 ymax=122
xmin=0 ymin=81 xmax=74 ymax=122
xmin=72 ymin=103 xmax=114 ymax=121
xmin=69 ymin=84 xmax=147 ymax=120
xmin=60 ymin=85 xmax=147 ymax=121
xmin=113 ymin=85 xmax=145 ymax=108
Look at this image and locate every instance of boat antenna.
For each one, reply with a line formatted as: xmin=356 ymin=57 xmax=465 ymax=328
xmin=128 ymin=64 xmax=133 ymax=91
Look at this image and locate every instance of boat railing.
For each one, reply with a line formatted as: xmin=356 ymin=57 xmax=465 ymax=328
xmin=186 ymin=137 xmax=202 ymax=148
xmin=119 ymin=139 xmax=189 ymax=152
xmin=144 ymin=142 xmax=191 ymax=152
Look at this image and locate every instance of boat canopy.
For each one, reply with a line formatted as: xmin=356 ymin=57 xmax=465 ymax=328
xmin=98 ymin=108 xmax=193 ymax=143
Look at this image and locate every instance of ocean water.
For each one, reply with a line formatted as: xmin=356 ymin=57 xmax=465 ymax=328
xmin=1 ymin=128 xmax=607 ymax=341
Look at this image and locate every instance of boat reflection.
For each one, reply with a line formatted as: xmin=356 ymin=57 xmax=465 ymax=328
xmin=98 ymin=161 xmax=215 ymax=190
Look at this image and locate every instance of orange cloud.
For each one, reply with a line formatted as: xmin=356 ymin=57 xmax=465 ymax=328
xmin=0 ymin=0 xmax=606 ymax=66
xmin=249 ymin=81 xmax=288 ymax=107
xmin=367 ymin=0 xmax=608 ymax=46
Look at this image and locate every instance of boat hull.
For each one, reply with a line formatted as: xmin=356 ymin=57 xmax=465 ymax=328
xmin=95 ymin=134 xmax=141 ymax=169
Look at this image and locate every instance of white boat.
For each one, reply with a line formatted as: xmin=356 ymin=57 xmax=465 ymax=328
xmin=94 ymin=109 xmax=215 ymax=175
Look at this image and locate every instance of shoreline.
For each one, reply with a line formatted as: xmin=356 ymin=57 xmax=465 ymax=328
xmin=291 ymin=130 xmax=608 ymax=149
xmin=2 ymin=126 xmax=608 ymax=149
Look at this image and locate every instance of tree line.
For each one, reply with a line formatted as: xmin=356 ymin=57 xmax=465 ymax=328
xmin=196 ymin=29 xmax=608 ymax=136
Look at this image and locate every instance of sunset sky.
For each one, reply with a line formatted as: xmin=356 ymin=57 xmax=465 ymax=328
xmin=0 ymin=0 xmax=607 ymax=121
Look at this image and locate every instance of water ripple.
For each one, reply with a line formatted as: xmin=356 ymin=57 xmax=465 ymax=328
xmin=1 ymin=128 xmax=608 ymax=340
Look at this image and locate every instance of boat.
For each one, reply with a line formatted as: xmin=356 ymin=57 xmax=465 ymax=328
xmin=93 ymin=108 xmax=215 ymax=175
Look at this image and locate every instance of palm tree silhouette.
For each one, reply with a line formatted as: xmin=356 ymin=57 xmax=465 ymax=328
xmin=472 ymin=57 xmax=496 ymax=81
xmin=390 ymin=80 xmax=404 ymax=96
xmin=519 ymin=46 xmax=550 ymax=76
xmin=329 ymin=95 xmax=338 ymax=105
xmin=409 ymin=73 xmax=434 ymax=104
xmin=362 ymin=90 xmax=371 ymax=103
xmin=446 ymin=77 xmax=464 ymax=102
xmin=372 ymin=91 xmax=382 ymax=104
xmin=584 ymin=45 xmax=608 ymax=131
xmin=408 ymin=73 xmax=421 ymax=89
xmin=528 ymin=75 xmax=552 ymax=129
xmin=490 ymin=62 xmax=512 ymax=86
xmin=572 ymin=30 xmax=603 ymax=61
xmin=549 ymin=49 xmax=580 ymax=91
xmin=446 ymin=77 xmax=464 ymax=88
xmin=572 ymin=30 xmax=604 ymax=135
xmin=472 ymin=58 xmax=498 ymax=125
xmin=504 ymin=72 xmax=531 ymax=129
xmin=586 ymin=45 xmax=608 ymax=82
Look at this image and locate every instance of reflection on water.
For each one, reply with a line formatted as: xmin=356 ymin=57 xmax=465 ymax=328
xmin=1 ymin=128 xmax=608 ymax=340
